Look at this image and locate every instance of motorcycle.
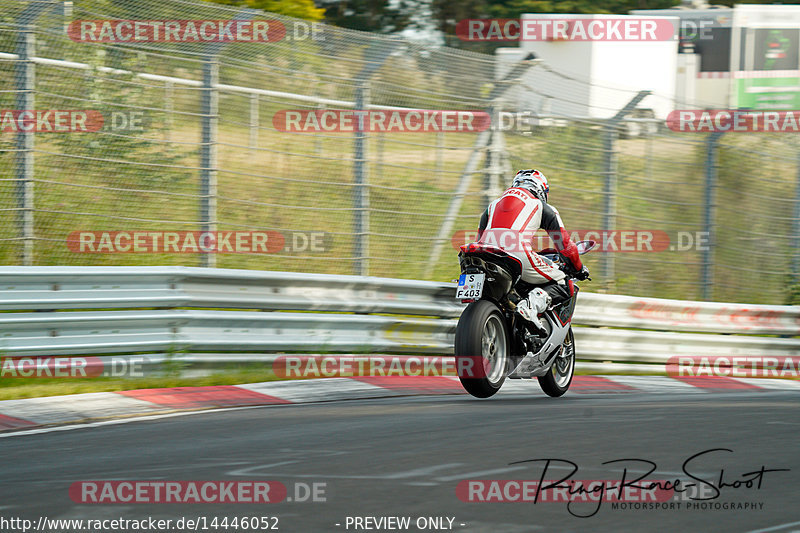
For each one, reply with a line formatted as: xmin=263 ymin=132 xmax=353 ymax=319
xmin=453 ymin=239 xmax=596 ymax=398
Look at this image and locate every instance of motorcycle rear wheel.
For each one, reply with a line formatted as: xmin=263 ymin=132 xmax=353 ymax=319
xmin=455 ymin=300 xmax=509 ymax=398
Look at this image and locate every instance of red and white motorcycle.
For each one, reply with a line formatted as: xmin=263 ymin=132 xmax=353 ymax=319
xmin=453 ymin=240 xmax=596 ymax=398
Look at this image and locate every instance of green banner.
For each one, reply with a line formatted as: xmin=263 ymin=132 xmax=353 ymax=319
xmin=736 ymin=77 xmax=800 ymax=109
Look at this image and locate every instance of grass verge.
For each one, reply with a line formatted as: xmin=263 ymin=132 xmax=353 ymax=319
xmin=0 ymin=369 xmax=287 ymax=401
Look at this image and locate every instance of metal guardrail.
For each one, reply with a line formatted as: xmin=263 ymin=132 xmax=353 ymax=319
xmin=0 ymin=267 xmax=798 ymax=365
xmin=0 ymin=266 xmax=461 ymax=316
xmin=574 ymin=292 xmax=800 ymax=336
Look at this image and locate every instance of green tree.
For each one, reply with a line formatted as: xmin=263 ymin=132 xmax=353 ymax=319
xmin=201 ymin=0 xmax=325 ymax=20
xmin=487 ymin=0 xmax=680 ymax=16
xmin=317 ymin=0 xmax=416 ymax=33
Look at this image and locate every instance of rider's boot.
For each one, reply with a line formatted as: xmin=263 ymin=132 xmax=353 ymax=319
xmin=515 ymin=287 xmax=551 ymax=336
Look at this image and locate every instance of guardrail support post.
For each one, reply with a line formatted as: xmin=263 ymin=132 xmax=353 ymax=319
xmin=702 ymin=131 xmax=724 ymax=301
xmin=200 ymin=57 xmax=218 ymax=268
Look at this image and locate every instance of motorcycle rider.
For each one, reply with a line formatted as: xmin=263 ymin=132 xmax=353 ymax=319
xmin=475 ymin=169 xmax=590 ymax=333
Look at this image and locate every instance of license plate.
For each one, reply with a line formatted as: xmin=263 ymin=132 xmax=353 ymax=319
xmin=456 ymin=273 xmax=485 ymax=300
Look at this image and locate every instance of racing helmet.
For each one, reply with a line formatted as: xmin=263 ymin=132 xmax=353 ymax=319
xmin=511 ymin=169 xmax=549 ymax=202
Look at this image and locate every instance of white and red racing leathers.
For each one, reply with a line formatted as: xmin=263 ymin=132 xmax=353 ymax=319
xmin=475 ymin=187 xmax=583 ymax=285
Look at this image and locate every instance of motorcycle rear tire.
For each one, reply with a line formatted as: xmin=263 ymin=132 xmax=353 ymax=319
xmin=455 ymin=300 xmax=509 ymax=398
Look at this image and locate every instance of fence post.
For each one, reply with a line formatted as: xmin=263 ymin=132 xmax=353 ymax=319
xmin=436 ymin=130 xmax=444 ymax=179
xmin=702 ymin=131 xmax=724 ymax=301
xmin=14 ymin=14 xmax=35 ymax=266
xmin=200 ymin=57 xmax=218 ymax=268
xmin=164 ymin=80 xmax=173 ymax=145
xmin=61 ymin=2 xmax=72 ymax=40
xmin=197 ymin=8 xmax=257 ymax=268
xmin=349 ymin=41 xmax=397 ymax=276
xmin=314 ymin=101 xmax=324 ymax=158
xmin=376 ymin=132 xmax=384 ymax=183
xmin=602 ymin=90 xmax=650 ymax=287
xmin=424 ymin=130 xmax=492 ymax=279
xmin=484 ymin=109 xmax=504 ymax=206
xmin=601 ymin=123 xmax=616 ymax=287
xmin=249 ymin=93 xmax=259 ymax=150
xmin=793 ymin=150 xmax=800 ymax=287
xmin=353 ymin=82 xmax=369 ymax=276
xmin=14 ymin=2 xmax=60 ymax=265
xmin=425 ymin=54 xmax=539 ymax=279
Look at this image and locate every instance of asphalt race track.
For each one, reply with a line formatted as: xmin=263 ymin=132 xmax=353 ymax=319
xmin=1 ymin=387 xmax=799 ymax=533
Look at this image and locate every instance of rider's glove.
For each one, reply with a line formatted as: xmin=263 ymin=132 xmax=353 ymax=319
xmin=575 ymin=266 xmax=591 ymax=281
